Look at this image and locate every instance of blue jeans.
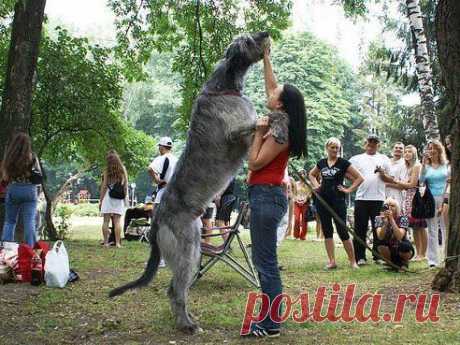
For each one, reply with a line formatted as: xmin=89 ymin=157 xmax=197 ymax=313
xmin=2 ymin=183 xmax=38 ymax=246
xmin=249 ymin=185 xmax=288 ymax=330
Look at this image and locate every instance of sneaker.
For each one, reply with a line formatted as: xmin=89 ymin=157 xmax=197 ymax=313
xmin=241 ymin=324 xmax=280 ymax=338
xmin=374 ymin=259 xmax=385 ymax=265
xmin=159 ymin=259 xmax=166 ymax=268
xmin=357 ymin=259 xmax=367 ymax=266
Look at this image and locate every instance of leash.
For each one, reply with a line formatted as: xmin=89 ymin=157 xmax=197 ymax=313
xmin=289 ymin=163 xmax=417 ymax=273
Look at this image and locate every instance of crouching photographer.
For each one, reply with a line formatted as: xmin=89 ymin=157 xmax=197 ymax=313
xmin=376 ymin=197 xmax=414 ymax=271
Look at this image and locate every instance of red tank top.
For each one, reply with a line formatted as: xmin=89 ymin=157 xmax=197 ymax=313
xmin=248 ymin=149 xmax=289 ymax=186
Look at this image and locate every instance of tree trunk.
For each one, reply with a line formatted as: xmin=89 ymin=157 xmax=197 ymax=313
xmin=406 ymin=0 xmax=440 ymax=141
xmin=41 ymin=166 xmax=89 ymax=240
xmin=42 ymin=185 xmax=58 ymax=241
xmin=0 ymin=0 xmax=46 ymax=233
xmin=432 ymin=0 xmax=460 ymax=292
xmin=0 ymin=0 xmax=46 ymax=155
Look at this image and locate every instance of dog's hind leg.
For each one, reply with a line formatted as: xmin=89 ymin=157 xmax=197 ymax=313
xmin=166 ymin=220 xmax=202 ymax=334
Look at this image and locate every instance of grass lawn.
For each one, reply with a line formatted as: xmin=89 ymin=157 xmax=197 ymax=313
xmin=1 ymin=216 xmax=459 ymax=345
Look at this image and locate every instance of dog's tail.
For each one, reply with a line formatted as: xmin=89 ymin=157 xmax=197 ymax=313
xmin=109 ymin=222 xmax=161 ymax=298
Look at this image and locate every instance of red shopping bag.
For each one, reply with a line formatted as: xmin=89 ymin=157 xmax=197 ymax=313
xmin=17 ymin=241 xmax=49 ymax=283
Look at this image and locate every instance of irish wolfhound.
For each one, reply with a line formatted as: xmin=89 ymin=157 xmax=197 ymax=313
xmin=110 ymin=32 xmax=270 ymax=334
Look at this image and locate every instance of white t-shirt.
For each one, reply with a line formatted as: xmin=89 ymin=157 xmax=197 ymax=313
xmin=349 ymin=153 xmax=391 ymax=201
xmin=149 ymin=153 xmax=178 ymax=203
xmin=385 ymin=158 xmax=405 ymax=205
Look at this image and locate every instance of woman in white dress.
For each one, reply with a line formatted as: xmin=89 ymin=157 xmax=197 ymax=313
xmin=99 ymin=150 xmax=128 ymax=248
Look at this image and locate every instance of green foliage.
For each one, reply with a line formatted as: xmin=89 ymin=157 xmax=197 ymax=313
xmin=244 ymin=32 xmax=362 ymax=167
xmin=123 ymin=52 xmax=182 ymax=139
xmin=70 ymin=203 xmax=100 ymax=217
xmin=26 ymin=26 xmax=155 ymax=176
xmin=109 ymin=0 xmax=291 ymax=124
xmin=358 ymin=42 xmax=427 ymax=152
xmin=54 ymin=204 xmax=74 ymax=240
xmin=340 ymin=0 xmax=370 ymax=17
xmin=0 ymin=0 xmax=15 ymax=21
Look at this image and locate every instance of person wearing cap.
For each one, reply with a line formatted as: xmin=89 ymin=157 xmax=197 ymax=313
xmin=148 ymin=137 xmax=178 ymax=206
xmin=148 ymin=137 xmax=178 ymax=267
xmin=349 ymin=134 xmax=393 ymax=266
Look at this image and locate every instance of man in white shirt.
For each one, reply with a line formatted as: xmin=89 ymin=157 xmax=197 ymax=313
xmin=148 ymin=136 xmax=178 ymax=268
xmin=349 ymin=134 xmax=393 ymax=265
xmin=385 ymin=142 xmax=405 ymax=206
xmin=148 ymin=136 xmax=178 ymax=205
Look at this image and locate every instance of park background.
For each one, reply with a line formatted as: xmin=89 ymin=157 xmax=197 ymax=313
xmin=1 ymin=0 xmax=460 ymax=344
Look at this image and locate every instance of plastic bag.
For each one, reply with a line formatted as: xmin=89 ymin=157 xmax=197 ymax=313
xmin=44 ymin=241 xmax=70 ymax=288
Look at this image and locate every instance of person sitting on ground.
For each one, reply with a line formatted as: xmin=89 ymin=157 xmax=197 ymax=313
xmin=376 ymin=197 xmax=414 ymax=271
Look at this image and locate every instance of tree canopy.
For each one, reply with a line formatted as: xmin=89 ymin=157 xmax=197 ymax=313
xmin=244 ymin=32 xmax=363 ymax=168
xmin=109 ymin=0 xmax=292 ymax=125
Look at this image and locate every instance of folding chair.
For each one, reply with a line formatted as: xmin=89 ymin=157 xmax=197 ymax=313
xmin=192 ymin=202 xmax=259 ymax=288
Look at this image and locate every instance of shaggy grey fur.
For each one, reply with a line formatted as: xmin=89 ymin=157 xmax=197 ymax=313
xmin=109 ymin=32 xmax=270 ymax=334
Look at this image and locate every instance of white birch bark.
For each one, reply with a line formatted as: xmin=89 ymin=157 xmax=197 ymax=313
xmin=406 ymin=0 xmax=440 ymax=140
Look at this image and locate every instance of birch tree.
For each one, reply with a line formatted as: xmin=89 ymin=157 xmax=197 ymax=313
xmin=406 ymin=0 xmax=440 ymax=140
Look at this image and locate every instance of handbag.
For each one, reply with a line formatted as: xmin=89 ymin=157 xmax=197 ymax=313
xmin=152 ymin=157 xmax=169 ymax=199
xmin=29 ymin=157 xmax=43 ymax=185
xmin=108 ymin=182 xmax=126 ymax=199
xmin=411 ymin=182 xmax=435 ymax=219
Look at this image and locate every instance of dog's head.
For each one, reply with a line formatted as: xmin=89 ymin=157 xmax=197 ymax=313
xmin=225 ymin=32 xmax=270 ymax=66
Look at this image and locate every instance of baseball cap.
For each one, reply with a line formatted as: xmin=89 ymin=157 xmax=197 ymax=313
xmin=158 ymin=136 xmax=173 ymax=147
xmin=366 ymin=134 xmax=380 ymax=143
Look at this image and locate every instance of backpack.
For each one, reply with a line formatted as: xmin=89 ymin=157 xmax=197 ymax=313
xmin=152 ymin=157 xmax=170 ymax=198
xmin=108 ymin=182 xmax=126 ymax=200
xmin=411 ymin=183 xmax=435 ymax=219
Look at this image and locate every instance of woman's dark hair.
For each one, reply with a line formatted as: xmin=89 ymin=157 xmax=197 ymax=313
xmin=2 ymin=131 xmax=33 ymax=182
xmin=280 ymin=83 xmax=307 ymax=158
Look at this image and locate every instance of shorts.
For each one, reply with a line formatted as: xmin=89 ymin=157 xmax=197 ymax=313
xmin=215 ymin=195 xmax=236 ymax=222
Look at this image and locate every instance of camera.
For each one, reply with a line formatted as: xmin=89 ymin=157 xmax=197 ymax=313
xmin=374 ymin=166 xmax=382 ymax=174
xmin=382 ymin=204 xmax=389 ymax=212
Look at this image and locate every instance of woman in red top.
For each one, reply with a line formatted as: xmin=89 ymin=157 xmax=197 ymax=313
xmin=244 ymin=44 xmax=306 ymax=338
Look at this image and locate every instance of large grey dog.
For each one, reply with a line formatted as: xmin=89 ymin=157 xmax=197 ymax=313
xmin=110 ymin=32 xmax=270 ymax=334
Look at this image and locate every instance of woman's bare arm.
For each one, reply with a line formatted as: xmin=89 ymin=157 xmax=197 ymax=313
xmin=342 ymin=165 xmax=364 ymax=193
xmin=263 ymin=47 xmax=278 ymax=98
xmin=308 ymin=166 xmax=321 ymax=190
xmin=248 ymin=134 xmax=288 ymax=171
xmin=397 ymin=165 xmax=421 ymax=189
